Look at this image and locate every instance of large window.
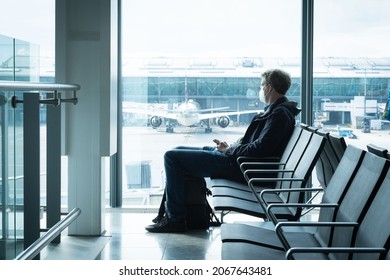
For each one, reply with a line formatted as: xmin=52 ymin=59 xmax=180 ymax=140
xmin=120 ymin=0 xmax=302 ymax=206
xmin=313 ymin=0 xmax=390 ymax=150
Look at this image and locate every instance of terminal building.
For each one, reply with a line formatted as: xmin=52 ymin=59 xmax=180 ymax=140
xmin=121 ymin=56 xmax=390 ymax=127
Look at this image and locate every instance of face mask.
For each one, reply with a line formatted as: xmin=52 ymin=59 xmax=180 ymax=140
xmin=259 ymin=88 xmax=267 ymax=104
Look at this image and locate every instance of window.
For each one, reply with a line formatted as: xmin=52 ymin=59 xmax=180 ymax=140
xmin=313 ymin=0 xmax=390 ymax=150
xmin=120 ymin=0 xmax=302 ymax=207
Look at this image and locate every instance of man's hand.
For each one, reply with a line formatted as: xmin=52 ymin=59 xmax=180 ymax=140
xmin=213 ymin=139 xmax=229 ymax=153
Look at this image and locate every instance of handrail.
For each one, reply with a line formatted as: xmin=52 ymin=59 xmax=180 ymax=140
xmin=0 ymin=81 xmax=80 ymax=92
xmin=14 ymin=208 xmax=81 ymax=260
xmin=0 ymin=81 xmax=80 ymax=107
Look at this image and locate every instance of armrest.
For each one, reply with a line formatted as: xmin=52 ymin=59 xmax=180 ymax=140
xmin=275 ymin=221 xmax=359 ymax=252
xmin=246 ymin=179 xmax=306 ymax=215
xmin=276 ymin=221 xmax=357 ymax=229
xmin=244 ymin=168 xmax=293 ymax=175
xmin=237 ymin=156 xmax=280 ymax=164
xmin=247 ymin=178 xmax=304 ymax=195
xmin=244 ymin=168 xmax=294 ymax=181
xmin=260 ymin=187 xmax=325 ymax=222
xmin=286 ymin=246 xmax=386 ymax=260
xmin=266 ymin=202 xmax=338 ymax=225
xmin=240 ymin=161 xmax=285 ymax=173
xmin=247 ymin=178 xmax=305 ymax=198
xmin=240 ymin=161 xmax=286 ymax=168
xmin=248 ymin=177 xmax=304 ymax=185
xmin=259 ymin=187 xmax=323 ymax=202
xmin=261 ymin=187 xmax=323 ymax=194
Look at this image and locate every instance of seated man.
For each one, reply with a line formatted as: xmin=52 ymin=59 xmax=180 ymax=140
xmin=145 ymin=69 xmax=301 ymax=233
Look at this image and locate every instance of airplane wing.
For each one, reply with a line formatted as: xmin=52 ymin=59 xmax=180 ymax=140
xmin=195 ymin=107 xmax=230 ymax=113
xmin=123 ymin=102 xmax=263 ymax=132
xmin=199 ymin=109 xmax=263 ymax=120
xmin=124 ymin=106 xmax=262 ymax=121
xmin=122 ymin=107 xmax=177 ymax=120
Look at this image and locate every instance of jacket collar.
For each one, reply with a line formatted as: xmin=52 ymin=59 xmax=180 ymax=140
xmin=263 ymin=96 xmax=288 ymax=114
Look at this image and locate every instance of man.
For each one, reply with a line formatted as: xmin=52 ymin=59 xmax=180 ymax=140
xmin=146 ymin=69 xmax=301 ymax=233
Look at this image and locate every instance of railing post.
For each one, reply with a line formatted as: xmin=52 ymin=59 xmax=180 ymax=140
xmin=46 ymin=92 xmax=62 ymax=243
xmin=23 ymin=92 xmax=41 ymax=260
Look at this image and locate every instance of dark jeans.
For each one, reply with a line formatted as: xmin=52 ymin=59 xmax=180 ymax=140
xmin=163 ymin=146 xmax=245 ymax=222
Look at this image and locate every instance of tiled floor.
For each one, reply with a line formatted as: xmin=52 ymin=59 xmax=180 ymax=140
xmin=41 ymin=206 xmax=319 ymax=260
xmin=41 ymin=208 xmax=268 ymax=260
xmin=97 ymin=209 xmax=240 ymax=260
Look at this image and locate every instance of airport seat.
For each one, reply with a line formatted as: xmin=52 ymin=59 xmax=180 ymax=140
xmin=286 ymin=157 xmax=390 ymax=260
xmin=299 ymin=123 xmax=310 ymax=130
xmin=210 ymin=126 xmax=307 ymax=221
xmin=220 ymin=145 xmax=365 ymax=248
xmin=212 ymin=128 xmax=326 ymax=221
xmin=328 ymin=133 xmax=347 ymax=162
xmin=221 ymin=148 xmax=390 ymax=260
xmin=298 ymin=125 xmax=345 ymax=189
xmin=210 ymin=125 xmax=304 ymax=207
xmin=210 ymin=125 xmax=303 ymax=195
xmin=311 ymin=129 xmax=341 ymax=189
xmin=367 ymin=143 xmax=388 ymax=158
xmin=240 ymin=125 xmax=305 ymax=182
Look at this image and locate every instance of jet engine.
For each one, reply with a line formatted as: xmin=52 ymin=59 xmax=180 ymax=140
xmin=150 ymin=116 xmax=163 ymax=128
xmin=217 ymin=116 xmax=230 ymax=128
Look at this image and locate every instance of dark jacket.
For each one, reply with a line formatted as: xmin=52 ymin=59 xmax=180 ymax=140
xmin=226 ymin=96 xmax=301 ymax=160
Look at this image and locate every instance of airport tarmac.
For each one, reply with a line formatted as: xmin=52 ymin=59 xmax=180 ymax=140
xmin=121 ymin=124 xmax=247 ymax=205
xmin=342 ymin=127 xmax=390 ymax=151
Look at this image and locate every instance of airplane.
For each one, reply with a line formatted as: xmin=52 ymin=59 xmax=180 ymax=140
xmin=123 ymin=79 xmax=263 ymax=133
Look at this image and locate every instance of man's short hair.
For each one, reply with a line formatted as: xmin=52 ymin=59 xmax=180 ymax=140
xmin=261 ymin=69 xmax=291 ymax=95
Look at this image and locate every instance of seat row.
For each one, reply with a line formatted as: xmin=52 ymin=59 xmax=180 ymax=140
xmin=210 ymin=124 xmax=336 ymax=223
xmin=210 ymin=125 xmax=390 ymax=260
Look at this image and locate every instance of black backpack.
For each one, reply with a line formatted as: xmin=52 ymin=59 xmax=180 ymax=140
xmin=154 ymin=175 xmax=221 ymax=229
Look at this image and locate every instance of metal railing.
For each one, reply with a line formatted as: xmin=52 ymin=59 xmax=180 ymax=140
xmin=0 ymin=80 xmax=80 ymax=91
xmin=15 ymin=208 xmax=81 ymax=260
xmin=0 ymin=80 xmax=80 ymax=107
xmin=1 ymin=80 xmax=81 ymax=259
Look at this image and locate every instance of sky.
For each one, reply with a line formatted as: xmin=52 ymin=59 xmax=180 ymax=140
xmin=0 ymin=0 xmax=55 ymax=58
xmin=313 ymin=0 xmax=390 ymax=58
xmin=0 ymin=0 xmax=390 ymax=59
xmin=122 ymin=0 xmax=302 ymax=58
xmin=121 ymin=0 xmax=390 ymax=58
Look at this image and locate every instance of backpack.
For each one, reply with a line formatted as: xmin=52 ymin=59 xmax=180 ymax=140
xmin=154 ymin=175 xmax=221 ymax=229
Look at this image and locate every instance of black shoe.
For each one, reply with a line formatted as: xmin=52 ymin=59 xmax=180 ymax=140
xmin=145 ymin=216 xmax=187 ymax=233
xmin=152 ymin=214 xmax=164 ymax=224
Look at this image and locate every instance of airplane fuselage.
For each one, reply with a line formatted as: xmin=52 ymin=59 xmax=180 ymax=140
xmin=175 ymin=101 xmax=201 ymax=127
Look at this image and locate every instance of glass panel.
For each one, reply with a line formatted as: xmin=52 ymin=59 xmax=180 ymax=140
xmin=14 ymin=39 xmax=40 ymax=82
xmin=0 ymin=1 xmax=55 ymax=259
xmin=0 ymin=35 xmax=22 ymax=259
xmin=0 ymin=88 xmax=20 ymax=260
xmin=0 ymin=34 xmax=41 ymax=259
xmin=314 ymin=0 xmax=390 ymax=151
xmin=0 ymin=35 xmax=14 ymax=259
xmin=120 ymin=0 xmax=302 ymax=207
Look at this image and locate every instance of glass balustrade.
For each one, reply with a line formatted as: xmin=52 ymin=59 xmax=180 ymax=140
xmin=0 ymin=34 xmax=39 ymax=259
